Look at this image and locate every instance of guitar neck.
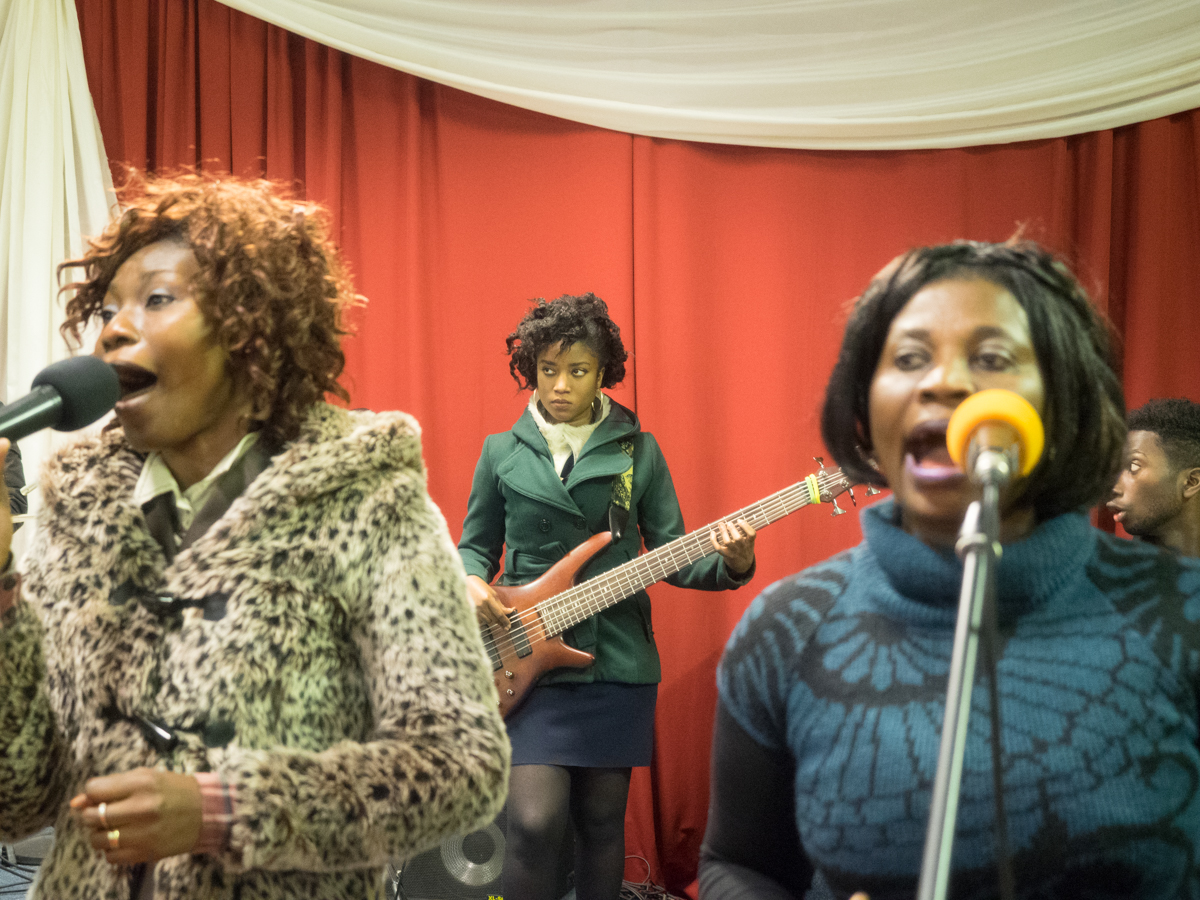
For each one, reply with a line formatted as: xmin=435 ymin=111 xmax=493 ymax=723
xmin=537 ymin=478 xmax=824 ymax=637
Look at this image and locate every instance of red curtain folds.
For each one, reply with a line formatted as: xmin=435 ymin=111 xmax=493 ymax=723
xmin=75 ymin=0 xmax=1200 ymax=891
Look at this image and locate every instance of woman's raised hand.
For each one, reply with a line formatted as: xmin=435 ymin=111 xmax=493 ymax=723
xmin=710 ymin=518 xmax=757 ymax=575
xmin=467 ymin=574 xmax=516 ymax=630
xmin=71 ymin=768 xmax=203 ymax=864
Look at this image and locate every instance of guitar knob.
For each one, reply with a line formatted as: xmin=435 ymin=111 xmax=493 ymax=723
xmin=505 ymin=670 xmax=514 ymax=679
xmin=506 ymin=689 xmax=514 ymax=697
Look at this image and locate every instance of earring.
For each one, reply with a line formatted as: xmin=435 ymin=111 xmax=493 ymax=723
xmin=592 ymin=395 xmax=602 ymax=418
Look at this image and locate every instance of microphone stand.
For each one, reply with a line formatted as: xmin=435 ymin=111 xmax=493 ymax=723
xmin=916 ymin=447 xmax=1016 ymax=900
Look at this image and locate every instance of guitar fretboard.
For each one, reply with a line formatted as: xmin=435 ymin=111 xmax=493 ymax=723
xmin=535 ymin=474 xmax=839 ymax=637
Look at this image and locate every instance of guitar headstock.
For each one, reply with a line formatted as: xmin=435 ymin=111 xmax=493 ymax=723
xmin=813 ymin=457 xmax=879 ymax=516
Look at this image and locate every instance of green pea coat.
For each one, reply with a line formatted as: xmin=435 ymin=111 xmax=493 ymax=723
xmin=458 ymin=399 xmax=751 ymax=685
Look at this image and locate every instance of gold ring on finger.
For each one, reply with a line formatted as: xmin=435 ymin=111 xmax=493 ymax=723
xmin=107 ymin=829 xmax=120 ymax=851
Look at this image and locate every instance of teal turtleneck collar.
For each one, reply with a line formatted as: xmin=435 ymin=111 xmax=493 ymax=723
xmin=859 ymin=497 xmax=1097 ymax=617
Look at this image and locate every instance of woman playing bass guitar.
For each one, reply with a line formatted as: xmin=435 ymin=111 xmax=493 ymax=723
xmin=458 ymin=292 xmax=756 ymax=900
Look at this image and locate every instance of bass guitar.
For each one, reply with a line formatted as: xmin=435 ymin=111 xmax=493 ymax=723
xmin=481 ymin=459 xmax=859 ymax=718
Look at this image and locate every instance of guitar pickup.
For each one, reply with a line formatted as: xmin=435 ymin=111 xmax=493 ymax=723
xmin=484 ymin=634 xmax=503 ymax=671
xmin=481 ymin=612 xmax=536 ymax=673
xmin=507 ymin=611 xmax=533 ymax=658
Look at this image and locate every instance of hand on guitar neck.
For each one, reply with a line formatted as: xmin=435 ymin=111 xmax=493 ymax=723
xmin=712 ymin=518 xmax=756 ymax=575
xmin=468 ymin=519 xmax=755 ymax=631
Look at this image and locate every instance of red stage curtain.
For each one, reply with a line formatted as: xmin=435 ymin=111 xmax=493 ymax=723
xmin=75 ymin=0 xmax=1200 ymax=891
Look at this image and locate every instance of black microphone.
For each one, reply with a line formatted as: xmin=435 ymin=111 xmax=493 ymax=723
xmin=0 ymin=356 xmax=121 ymax=442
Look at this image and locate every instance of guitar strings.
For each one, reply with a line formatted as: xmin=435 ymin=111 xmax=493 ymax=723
xmin=481 ymin=473 xmax=849 ymax=662
xmin=483 ymin=476 xmax=834 ymax=645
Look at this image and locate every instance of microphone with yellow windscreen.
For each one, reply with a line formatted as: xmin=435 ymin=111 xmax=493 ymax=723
xmin=946 ymin=389 xmax=1045 ymax=486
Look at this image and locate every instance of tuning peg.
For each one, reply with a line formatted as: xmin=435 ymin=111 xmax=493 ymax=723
xmin=816 ymin=455 xmax=846 ymax=512
xmin=865 ymin=486 xmax=881 ymax=496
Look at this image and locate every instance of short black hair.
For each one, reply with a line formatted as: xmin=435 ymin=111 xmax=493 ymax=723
xmin=1128 ymin=398 xmax=1200 ymax=472
xmin=506 ymin=293 xmax=628 ymax=390
xmin=821 ymin=239 xmax=1126 ymax=522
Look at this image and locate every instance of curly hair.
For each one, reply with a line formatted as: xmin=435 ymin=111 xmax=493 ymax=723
xmin=505 ymin=293 xmax=628 ymax=390
xmin=821 ymin=239 xmax=1126 ymax=522
xmin=59 ymin=171 xmax=358 ymax=450
xmin=1128 ymin=398 xmax=1200 ymax=472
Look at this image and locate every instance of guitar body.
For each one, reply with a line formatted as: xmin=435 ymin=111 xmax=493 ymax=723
xmin=487 ymin=531 xmax=614 ymax=718
xmin=479 ymin=462 xmax=855 ymax=719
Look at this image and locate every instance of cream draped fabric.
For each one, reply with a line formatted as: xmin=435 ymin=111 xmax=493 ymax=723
xmin=219 ymin=0 xmax=1200 ymax=150
xmin=0 ymin=0 xmax=114 ymax=533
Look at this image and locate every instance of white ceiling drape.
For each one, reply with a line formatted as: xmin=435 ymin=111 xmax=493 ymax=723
xmin=219 ymin=0 xmax=1200 ymax=150
xmin=0 ymin=0 xmax=114 ymax=532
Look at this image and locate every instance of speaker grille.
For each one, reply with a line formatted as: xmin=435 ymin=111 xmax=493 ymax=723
xmin=387 ymin=809 xmax=573 ymax=900
xmin=440 ymin=821 xmax=505 ymax=887
xmin=388 ymin=811 xmax=505 ymax=900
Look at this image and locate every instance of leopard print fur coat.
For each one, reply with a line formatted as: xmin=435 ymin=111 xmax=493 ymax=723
xmin=0 ymin=404 xmax=510 ymax=899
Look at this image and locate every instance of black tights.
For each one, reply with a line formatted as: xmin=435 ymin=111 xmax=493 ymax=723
xmin=503 ymin=764 xmax=632 ymax=900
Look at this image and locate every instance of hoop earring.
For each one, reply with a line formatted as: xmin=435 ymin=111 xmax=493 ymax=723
xmin=592 ymin=395 xmax=602 ymax=419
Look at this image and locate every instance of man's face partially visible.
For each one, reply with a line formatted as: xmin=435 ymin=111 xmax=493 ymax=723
xmin=1109 ymin=430 xmax=1185 ymax=538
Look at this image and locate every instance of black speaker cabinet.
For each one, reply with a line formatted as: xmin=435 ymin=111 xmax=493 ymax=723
xmin=386 ymin=809 xmax=574 ymax=900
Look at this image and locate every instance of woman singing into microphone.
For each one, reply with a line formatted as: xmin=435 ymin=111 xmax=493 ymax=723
xmin=700 ymin=240 xmax=1200 ymax=899
xmin=459 ymin=293 xmax=756 ymax=900
xmin=0 ymin=172 xmax=509 ymax=900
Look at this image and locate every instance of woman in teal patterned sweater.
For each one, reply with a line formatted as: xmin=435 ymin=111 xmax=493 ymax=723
xmin=699 ymin=241 xmax=1200 ymax=899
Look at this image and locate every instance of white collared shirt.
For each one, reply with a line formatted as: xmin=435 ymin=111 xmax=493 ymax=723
xmin=132 ymin=433 xmax=260 ymax=538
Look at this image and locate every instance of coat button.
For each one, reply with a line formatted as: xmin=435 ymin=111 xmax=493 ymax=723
xmin=203 ymin=719 xmax=237 ymax=749
xmin=538 ymin=518 xmax=551 ymax=533
xmin=574 ymin=518 xmax=587 ymax=530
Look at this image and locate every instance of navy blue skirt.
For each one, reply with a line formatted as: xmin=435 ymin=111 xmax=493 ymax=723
xmin=506 ymin=681 xmax=658 ymax=768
